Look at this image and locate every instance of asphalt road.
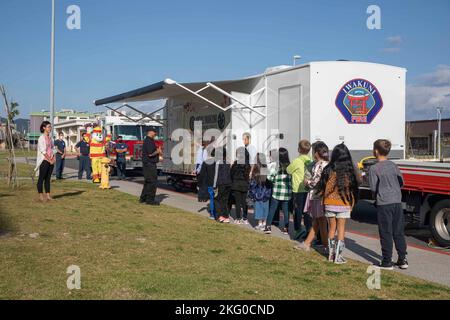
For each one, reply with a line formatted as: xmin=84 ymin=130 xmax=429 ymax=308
xmin=64 ymin=158 xmax=433 ymax=249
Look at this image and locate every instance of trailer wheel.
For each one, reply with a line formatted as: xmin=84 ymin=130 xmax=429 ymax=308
xmin=429 ymin=200 xmax=450 ymax=248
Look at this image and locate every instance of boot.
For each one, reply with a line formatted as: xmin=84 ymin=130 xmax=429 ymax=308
xmin=328 ymin=238 xmax=336 ymax=262
xmin=334 ymin=240 xmax=347 ymax=264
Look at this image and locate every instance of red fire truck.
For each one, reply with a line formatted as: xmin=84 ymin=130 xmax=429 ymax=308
xmin=360 ymin=158 xmax=450 ymax=247
xmin=102 ymin=115 xmax=164 ymax=171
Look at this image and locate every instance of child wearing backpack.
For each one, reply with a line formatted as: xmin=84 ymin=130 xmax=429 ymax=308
xmin=249 ymin=153 xmax=272 ymax=230
xmin=296 ymin=141 xmax=329 ymax=251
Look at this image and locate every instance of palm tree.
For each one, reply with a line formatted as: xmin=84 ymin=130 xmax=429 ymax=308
xmin=8 ymin=101 xmax=20 ymax=123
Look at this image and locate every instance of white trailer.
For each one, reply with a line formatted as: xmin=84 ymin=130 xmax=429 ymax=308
xmin=94 ymin=61 xmax=406 ymax=183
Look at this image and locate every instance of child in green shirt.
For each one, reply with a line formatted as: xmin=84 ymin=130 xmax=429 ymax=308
xmin=287 ymin=140 xmax=312 ymax=240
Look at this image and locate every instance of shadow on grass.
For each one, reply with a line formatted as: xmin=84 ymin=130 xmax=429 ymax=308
xmin=53 ymin=190 xmax=85 ymax=199
xmin=0 ymin=208 xmax=16 ymax=236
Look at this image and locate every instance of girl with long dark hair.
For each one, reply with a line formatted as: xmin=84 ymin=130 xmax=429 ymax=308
xmin=264 ymin=148 xmax=292 ymax=235
xmin=35 ymin=121 xmax=56 ymax=202
xmin=296 ymin=141 xmax=330 ymax=251
xmin=318 ymin=143 xmax=360 ymax=264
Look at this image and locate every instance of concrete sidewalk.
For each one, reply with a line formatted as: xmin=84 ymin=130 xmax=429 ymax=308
xmin=18 ymin=158 xmax=450 ymax=287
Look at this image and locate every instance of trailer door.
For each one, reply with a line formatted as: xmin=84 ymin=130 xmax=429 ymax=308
xmin=278 ymin=85 xmax=302 ymax=158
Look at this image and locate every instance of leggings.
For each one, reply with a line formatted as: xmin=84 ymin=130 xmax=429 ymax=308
xmin=233 ymin=190 xmax=248 ymax=220
xmin=37 ymin=160 xmax=54 ymax=194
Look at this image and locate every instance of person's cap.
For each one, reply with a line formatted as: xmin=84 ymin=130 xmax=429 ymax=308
xmin=145 ymin=126 xmax=158 ymax=133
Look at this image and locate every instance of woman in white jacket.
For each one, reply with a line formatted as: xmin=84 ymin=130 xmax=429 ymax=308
xmin=35 ymin=121 xmax=55 ymax=202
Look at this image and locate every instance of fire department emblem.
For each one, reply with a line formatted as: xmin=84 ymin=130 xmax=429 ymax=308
xmin=335 ymin=79 xmax=383 ymax=124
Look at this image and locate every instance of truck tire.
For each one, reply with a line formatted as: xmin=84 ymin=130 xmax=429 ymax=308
xmin=429 ymin=199 xmax=450 ymax=248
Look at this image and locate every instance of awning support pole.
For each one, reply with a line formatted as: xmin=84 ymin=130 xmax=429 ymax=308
xmin=122 ymin=104 xmax=165 ymax=125
xmin=206 ymin=82 xmax=265 ymax=118
xmin=170 ymin=81 xmax=228 ymax=111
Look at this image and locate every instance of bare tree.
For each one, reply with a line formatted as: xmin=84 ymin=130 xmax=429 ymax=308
xmin=1 ymin=85 xmax=19 ymax=188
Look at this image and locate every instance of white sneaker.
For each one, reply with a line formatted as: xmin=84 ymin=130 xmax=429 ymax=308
xmin=234 ymin=219 xmax=242 ymax=224
xmin=242 ymin=219 xmax=249 ymax=225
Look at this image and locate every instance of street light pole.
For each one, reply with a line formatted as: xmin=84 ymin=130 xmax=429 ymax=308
xmin=293 ymin=55 xmax=301 ymax=66
xmin=50 ymin=0 xmax=56 ymax=138
xmin=437 ymin=107 xmax=443 ymax=161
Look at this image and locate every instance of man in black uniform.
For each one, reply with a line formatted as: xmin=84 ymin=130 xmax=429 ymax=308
xmin=140 ymin=127 xmax=162 ymax=205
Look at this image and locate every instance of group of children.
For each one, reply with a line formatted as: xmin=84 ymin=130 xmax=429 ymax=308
xmin=197 ymin=138 xmax=408 ymax=269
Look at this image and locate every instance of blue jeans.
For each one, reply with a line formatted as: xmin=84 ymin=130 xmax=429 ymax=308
xmin=267 ymin=198 xmax=290 ymax=228
xmin=208 ymin=187 xmax=216 ymax=218
xmin=78 ymin=155 xmax=92 ymax=180
xmin=117 ymin=159 xmax=126 ymax=179
xmin=254 ymin=201 xmax=269 ymax=220
xmin=55 ymin=155 xmax=65 ymax=179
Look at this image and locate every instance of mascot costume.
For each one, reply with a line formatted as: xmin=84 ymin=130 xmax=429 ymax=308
xmin=86 ymin=126 xmax=111 ymax=183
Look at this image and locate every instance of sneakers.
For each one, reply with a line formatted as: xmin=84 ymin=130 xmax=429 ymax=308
xmin=255 ymin=224 xmax=265 ymax=231
xmin=396 ymin=258 xmax=409 ymax=270
xmin=264 ymin=226 xmax=272 ymax=234
xmin=281 ymin=227 xmax=289 ymax=235
xmin=377 ymin=261 xmax=394 ymax=270
xmin=234 ymin=219 xmax=243 ymax=224
xmin=242 ymin=219 xmax=249 ymax=225
xmin=218 ymin=216 xmax=230 ymax=223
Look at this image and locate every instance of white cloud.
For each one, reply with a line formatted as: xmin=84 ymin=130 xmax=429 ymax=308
xmin=407 ymin=65 xmax=450 ymax=120
xmin=381 ymin=47 xmax=401 ymax=53
xmin=386 ymin=35 xmax=402 ymax=45
xmin=418 ymin=64 xmax=450 ymax=87
xmin=381 ymin=35 xmax=402 ymax=53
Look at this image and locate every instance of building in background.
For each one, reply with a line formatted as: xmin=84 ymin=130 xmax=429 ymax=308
xmin=28 ymin=109 xmax=98 ymax=152
xmin=406 ymin=118 xmax=450 ymax=158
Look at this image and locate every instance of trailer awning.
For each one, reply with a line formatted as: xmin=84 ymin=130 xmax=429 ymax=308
xmin=93 ymin=77 xmax=259 ymax=106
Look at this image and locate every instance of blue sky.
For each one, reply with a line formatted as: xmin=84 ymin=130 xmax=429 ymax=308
xmin=1 ymin=0 xmax=450 ymax=120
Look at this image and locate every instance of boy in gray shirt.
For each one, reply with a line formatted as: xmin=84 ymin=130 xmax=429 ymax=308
xmin=369 ymin=139 xmax=408 ymax=270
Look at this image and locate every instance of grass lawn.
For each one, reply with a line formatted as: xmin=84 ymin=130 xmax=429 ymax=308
xmin=0 ymin=157 xmax=449 ymax=299
xmin=0 ymin=150 xmax=36 ymax=178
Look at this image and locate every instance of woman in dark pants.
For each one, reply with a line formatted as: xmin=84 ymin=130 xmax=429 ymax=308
xmin=35 ymin=121 xmax=55 ymax=202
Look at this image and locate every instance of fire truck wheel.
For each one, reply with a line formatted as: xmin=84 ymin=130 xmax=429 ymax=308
xmin=429 ymin=200 xmax=450 ymax=248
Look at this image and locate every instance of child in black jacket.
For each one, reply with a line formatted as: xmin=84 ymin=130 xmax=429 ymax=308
xmin=230 ymin=147 xmax=251 ymax=224
xmin=214 ymin=147 xmax=232 ymax=223
xmin=198 ymin=154 xmax=216 ymax=219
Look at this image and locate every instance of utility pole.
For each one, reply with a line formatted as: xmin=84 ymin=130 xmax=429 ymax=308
xmin=50 ymin=0 xmax=56 ymax=138
xmin=434 ymin=129 xmax=438 ymax=160
xmin=437 ymin=107 xmax=443 ymax=161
